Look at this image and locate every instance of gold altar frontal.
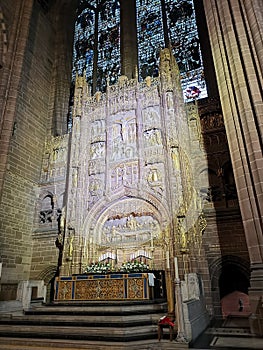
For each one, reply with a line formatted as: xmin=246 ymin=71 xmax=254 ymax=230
xmin=54 ymin=273 xmax=150 ymax=301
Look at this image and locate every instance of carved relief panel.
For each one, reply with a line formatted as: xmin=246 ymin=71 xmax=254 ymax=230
xmin=109 ymin=114 xmax=137 ymax=162
xmin=110 ymin=161 xmax=139 ymax=190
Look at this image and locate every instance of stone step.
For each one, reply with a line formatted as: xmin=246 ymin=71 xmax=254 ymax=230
xmin=23 ymin=301 xmax=167 ymax=316
xmin=0 ymin=300 xmax=170 ymax=344
xmin=0 ymin=312 xmax=164 ymax=327
xmin=0 ymin=323 xmax=157 ymax=342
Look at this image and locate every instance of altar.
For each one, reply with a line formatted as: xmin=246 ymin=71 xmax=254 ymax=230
xmin=54 ymin=273 xmax=152 ymax=301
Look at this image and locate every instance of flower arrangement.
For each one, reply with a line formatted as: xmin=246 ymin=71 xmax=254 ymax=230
xmin=120 ymin=261 xmax=149 ymax=273
xmin=84 ymin=260 xmax=150 ymax=274
xmin=84 ymin=262 xmax=112 ymax=274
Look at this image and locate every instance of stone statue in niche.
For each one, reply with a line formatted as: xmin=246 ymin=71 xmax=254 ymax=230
xmin=187 ymin=273 xmax=200 ymax=300
xmin=111 ymin=123 xmax=123 ymax=160
xmin=180 ymin=231 xmax=188 ymax=250
xmin=144 ymin=129 xmax=162 ymax=146
xmin=171 ymin=146 xmax=180 ymax=171
xmin=59 ymin=206 xmax=66 ymax=233
xmin=90 ymin=119 xmax=105 ymax=140
xmin=147 ymin=169 xmax=163 ymax=194
xmin=90 ymin=142 xmax=105 ymax=159
xmin=72 ymin=167 xmax=78 ymax=187
xmin=147 ymin=168 xmax=160 ymax=183
xmin=88 ymin=177 xmax=103 ymax=208
xmin=88 ymin=160 xmax=97 ymax=175
xmin=111 ymin=162 xmax=138 ymax=189
xmin=111 ymin=119 xmax=137 ymax=161
xmin=89 ymin=178 xmax=102 ymax=196
xmin=66 ymin=233 xmax=74 ymax=260
xmin=143 ymin=108 xmax=160 ymax=127
xmin=126 ymin=120 xmax=136 ymax=144
xmin=166 ymin=92 xmax=174 ymax=110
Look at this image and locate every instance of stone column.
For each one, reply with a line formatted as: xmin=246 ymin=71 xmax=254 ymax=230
xmin=50 ymin=1 xmax=76 ymax=136
xmin=120 ymin=0 xmax=138 ymax=79
xmin=203 ymin=0 xmax=263 ymax=334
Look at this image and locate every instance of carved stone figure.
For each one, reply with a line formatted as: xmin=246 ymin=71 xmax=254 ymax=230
xmin=126 ymin=215 xmax=138 ymax=230
xmin=67 ymin=233 xmax=74 ymax=259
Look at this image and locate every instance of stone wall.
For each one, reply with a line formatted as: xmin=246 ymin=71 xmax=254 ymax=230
xmin=0 ymin=0 xmax=76 ymax=299
xmin=0 ymin=1 xmax=54 ymax=299
xmin=203 ymin=0 xmax=263 ymax=333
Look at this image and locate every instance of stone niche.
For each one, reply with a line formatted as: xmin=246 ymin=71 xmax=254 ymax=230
xmin=16 ymin=280 xmax=46 ymax=309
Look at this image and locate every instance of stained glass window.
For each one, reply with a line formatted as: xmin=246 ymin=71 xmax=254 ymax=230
xmin=166 ymin=0 xmax=207 ymax=101
xmin=136 ymin=0 xmax=207 ymax=102
xmin=97 ymin=1 xmax=121 ymax=90
xmin=72 ymin=0 xmax=120 ymax=92
xmin=72 ymin=0 xmax=207 ymax=102
xmin=73 ymin=6 xmax=95 ymax=86
xmin=136 ymin=0 xmax=164 ymax=79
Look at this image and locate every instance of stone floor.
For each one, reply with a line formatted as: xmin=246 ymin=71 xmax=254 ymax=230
xmin=190 ymin=316 xmax=263 ymax=350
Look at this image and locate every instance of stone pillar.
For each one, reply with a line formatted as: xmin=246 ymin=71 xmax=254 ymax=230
xmin=120 ymin=0 xmax=138 ymax=79
xmin=203 ymin=0 xmax=263 ymax=334
xmin=50 ymin=2 xmax=76 ymax=136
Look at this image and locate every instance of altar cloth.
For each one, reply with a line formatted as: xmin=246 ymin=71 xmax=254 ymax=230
xmin=54 ymin=273 xmax=150 ymax=301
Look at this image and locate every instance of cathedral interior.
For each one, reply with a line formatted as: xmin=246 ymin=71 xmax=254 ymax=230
xmin=0 ymin=0 xmax=262 ymax=347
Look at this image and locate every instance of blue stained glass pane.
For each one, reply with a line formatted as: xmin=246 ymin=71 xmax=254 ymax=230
xmin=97 ymin=1 xmax=121 ymax=90
xmin=73 ymin=7 xmax=95 ymax=85
xmin=72 ymin=1 xmax=120 ymax=92
xmin=136 ymin=0 xmax=164 ymax=79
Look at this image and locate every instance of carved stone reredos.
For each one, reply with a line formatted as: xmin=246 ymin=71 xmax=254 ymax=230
xmin=67 ymin=53 xmax=199 ymax=254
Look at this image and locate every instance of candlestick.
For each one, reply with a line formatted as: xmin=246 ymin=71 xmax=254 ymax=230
xmin=166 ymin=251 xmax=170 ymax=269
xmin=174 ymin=257 xmax=179 ymax=279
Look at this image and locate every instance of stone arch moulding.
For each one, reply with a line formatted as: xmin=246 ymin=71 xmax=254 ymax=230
xmin=210 ymin=255 xmax=250 ymax=293
xmin=37 ymin=265 xmax=58 ymax=285
xmin=208 ymin=255 xmax=250 ymax=317
xmin=38 ymin=190 xmax=55 ymax=202
xmin=36 ymin=265 xmax=58 ymax=303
